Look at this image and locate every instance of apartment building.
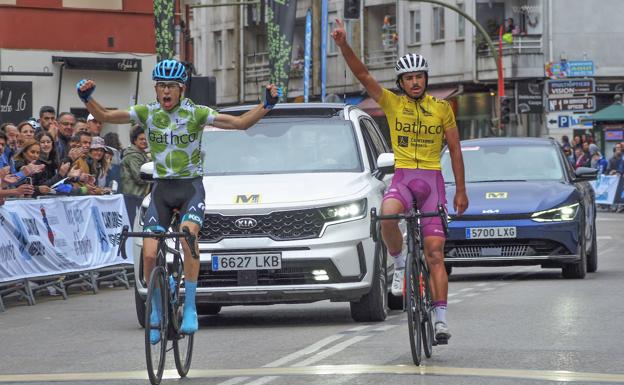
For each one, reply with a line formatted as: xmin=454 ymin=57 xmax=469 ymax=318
xmin=187 ymin=0 xmax=624 ymax=144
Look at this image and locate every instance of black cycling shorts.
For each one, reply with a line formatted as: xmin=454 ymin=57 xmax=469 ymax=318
xmin=143 ymin=177 xmax=205 ymax=232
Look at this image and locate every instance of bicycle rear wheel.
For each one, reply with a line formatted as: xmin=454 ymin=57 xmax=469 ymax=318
xmin=173 ymin=279 xmax=194 ymax=377
xmin=145 ymin=266 xmax=168 ymax=385
xmin=421 ymin=263 xmax=435 ymax=358
xmin=406 ymin=250 xmax=423 ymax=365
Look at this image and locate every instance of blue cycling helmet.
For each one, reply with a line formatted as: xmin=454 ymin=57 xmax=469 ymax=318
xmin=152 ymin=59 xmax=188 ymax=83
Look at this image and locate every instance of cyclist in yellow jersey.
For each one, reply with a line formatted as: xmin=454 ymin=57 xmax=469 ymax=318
xmin=332 ymin=19 xmax=468 ymax=342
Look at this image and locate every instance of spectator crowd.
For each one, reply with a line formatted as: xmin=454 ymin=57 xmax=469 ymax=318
xmin=560 ymin=134 xmax=624 ymax=175
xmin=0 ymin=106 xmax=151 ymax=216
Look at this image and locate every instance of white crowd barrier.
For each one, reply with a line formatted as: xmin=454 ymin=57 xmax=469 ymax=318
xmin=0 ymin=194 xmax=133 ymax=310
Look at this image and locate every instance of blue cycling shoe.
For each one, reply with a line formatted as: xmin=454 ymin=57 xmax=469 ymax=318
xmin=180 ymin=306 xmax=198 ymax=334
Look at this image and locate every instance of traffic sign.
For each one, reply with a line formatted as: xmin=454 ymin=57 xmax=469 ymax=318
xmin=547 ymin=96 xmax=596 ymax=112
xmin=546 ymin=79 xmax=595 ymax=96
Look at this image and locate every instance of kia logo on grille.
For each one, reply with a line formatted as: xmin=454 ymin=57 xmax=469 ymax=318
xmin=234 ymin=217 xmax=257 ymax=229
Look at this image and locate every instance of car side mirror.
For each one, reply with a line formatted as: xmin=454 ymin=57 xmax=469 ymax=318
xmin=140 ymin=162 xmax=154 ymax=182
xmin=574 ymin=166 xmax=598 ymax=182
xmin=376 ymin=153 xmax=395 ymax=176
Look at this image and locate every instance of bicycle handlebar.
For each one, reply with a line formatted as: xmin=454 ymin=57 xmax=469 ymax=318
xmin=370 ymin=205 xmax=449 ymax=240
xmin=117 ymin=225 xmax=199 ymax=260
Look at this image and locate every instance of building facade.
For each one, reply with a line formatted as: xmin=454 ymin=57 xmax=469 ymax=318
xmin=186 ymin=0 xmax=624 ymax=145
xmin=0 ymin=0 xmax=158 ymax=145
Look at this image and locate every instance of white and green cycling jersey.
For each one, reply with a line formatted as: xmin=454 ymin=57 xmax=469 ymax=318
xmin=129 ymin=98 xmax=217 ymax=178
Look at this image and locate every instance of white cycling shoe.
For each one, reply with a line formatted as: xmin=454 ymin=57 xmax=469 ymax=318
xmin=435 ymin=321 xmax=451 ymax=344
xmin=391 ymin=268 xmax=405 ymax=297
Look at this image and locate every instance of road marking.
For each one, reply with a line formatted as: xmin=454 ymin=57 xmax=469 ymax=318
xmin=597 ymin=235 xmax=613 ymax=240
xmin=3 ymin=364 xmax=624 ymax=383
xmin=596 ymin=217 xmax=621 ymax=221
xmin=371 ymin=324 xmax=398 ymax=332
xmin=292 ymin=336 xmax=370 ymax=367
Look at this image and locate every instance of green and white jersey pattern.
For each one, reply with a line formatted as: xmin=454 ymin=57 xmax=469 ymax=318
xmin=129 ymin=98 xmax=217 ymax=179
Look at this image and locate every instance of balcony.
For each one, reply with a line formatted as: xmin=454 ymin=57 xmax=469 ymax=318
xmin=245 ymin=51 xmax=270 ymax=81
xmin=476 ymin=34 xmax=545 ymax=80
xmin=477 ymin=34 xmax=543 ymax=56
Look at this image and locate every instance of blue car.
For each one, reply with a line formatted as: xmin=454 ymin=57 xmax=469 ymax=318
xmin=441 ymin=137 xmax=598 ymax=279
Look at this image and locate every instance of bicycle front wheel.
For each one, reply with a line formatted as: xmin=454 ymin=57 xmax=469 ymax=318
xmin=406 ymin=250 xmax=423 ymax=365
xmin=145 ymin=266 xmax=168 ymax=385
xmin=421 ymin=264 xmax=435 ymax=358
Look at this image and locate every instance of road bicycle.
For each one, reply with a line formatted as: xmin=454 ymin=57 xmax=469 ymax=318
xmin=371 ymin=202 xmax=447 ymax=365
xmin=119 ymin=221 xmax=198 ymax=385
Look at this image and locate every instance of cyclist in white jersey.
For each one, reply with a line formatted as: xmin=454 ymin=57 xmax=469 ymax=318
xmin=77 ymin=59 xmax=279 ymax=343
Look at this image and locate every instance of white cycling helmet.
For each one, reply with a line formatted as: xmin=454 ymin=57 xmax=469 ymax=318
xmin=395 ymin=53 xmax=429 ymax=91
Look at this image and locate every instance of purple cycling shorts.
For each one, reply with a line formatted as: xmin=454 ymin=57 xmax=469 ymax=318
xmin=383 ymin=168 xmax=447 ymax=238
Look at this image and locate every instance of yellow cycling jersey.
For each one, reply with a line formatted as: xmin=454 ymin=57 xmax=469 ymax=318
xmin=378 ymin=88 xmax=456 ymax=170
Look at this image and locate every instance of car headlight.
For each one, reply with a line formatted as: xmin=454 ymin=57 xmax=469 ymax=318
xmin=319 ymin=199 xmax=367 ymax=222
xmin=531 ymin=203 xmax=579 ymax=222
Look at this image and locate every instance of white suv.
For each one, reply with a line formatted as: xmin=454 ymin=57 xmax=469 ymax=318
xmin=132 ymin=103 xmax=398 ymax=324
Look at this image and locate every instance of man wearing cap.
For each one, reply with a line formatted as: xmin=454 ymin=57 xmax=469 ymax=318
xmin=87 ymin=114 xmax=103 ymax=137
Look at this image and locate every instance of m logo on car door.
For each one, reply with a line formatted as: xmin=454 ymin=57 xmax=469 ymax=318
xmin=485 ymin=192 xmax=508 ymax=199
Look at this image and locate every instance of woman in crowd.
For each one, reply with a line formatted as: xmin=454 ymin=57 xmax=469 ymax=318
xmin=17 ymin=121 xmax=36 ymax=149
xmin=88 ymin=136 xmax=112 ymax=189
xmin=37 ymin=131 xmax=71 ymax=186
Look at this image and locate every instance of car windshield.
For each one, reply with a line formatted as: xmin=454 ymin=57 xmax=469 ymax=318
xmin=202 ymin=119 xmax=363 ymax=175
xmin=441 ymin=144 xmax=564 ymax=183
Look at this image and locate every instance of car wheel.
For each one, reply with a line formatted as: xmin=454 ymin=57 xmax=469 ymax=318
xmin=134 ymin=284 xmax=146 ymax=328
xmin=562 ymin=209 xmax=587 ymax=279
xmin=350 ymin=239 xmax=388 ymax=322
xmin=197 ymin=304 xmax=222 ymax=315
xmin=587 ymin=222 xmax=598 ymax=273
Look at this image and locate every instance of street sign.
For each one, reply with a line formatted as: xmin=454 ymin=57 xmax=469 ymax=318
xmin=545 ymin=60 xmax=594 ymax=78
xmin=517 ymin=82 xmax=543 ymax=113
xmin=547 ymin=96 xmax=596 ymax=113
xmin=546 ymin=79 xmax=595 ymax=96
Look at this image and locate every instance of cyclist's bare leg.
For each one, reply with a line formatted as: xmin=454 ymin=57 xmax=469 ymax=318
xmin=180 ymin=220 xmax=201 ymax=334
xmin=143 ymin=237 xmax=161 ymax=344
xmin=380 ymin=198 xmax=405 ymax=255
xmin=180 ymin=220 xmax=201 ymax=281
xmin=423 ymin=236 xmax=448 ymax=302
xmin=142 ymin=238 xmax=158 ymax=284
xmin=424 ymin=236 xmax=451 ymax=340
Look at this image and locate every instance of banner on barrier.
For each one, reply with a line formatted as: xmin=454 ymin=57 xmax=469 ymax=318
xmin=0 ymin=195 xmax=132 ymax=283
xmin=590 ymin=175 xmax=622 ymax=205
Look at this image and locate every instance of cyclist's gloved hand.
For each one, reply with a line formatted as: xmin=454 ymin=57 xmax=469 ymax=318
xmin=76 ymin=79 xmax=95 ymax=103
xmin=263 ymin=85 xmax=282 ymax=110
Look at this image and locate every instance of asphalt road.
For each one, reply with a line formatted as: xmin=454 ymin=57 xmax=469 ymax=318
xmin=1 ymin=210 xmax=623 ymax=385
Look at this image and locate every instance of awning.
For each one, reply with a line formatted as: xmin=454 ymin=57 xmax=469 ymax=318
xmin=357 ymin=86 xmax=461 ymax=118
xmin=581 ymin=102 xmax=624 ymax=122
xmin=52 ymin=56 xmax=142 ymax=115
xmin=52 ymin=56 xmax=142 ymax=72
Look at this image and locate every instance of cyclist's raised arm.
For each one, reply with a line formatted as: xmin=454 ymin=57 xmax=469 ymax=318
xmin=77 ymin=79 xmax=132 ymax=124
xmin=331 ymin=19 xmax=383 ymax=102
xmin=211 ymin=84 xmax=279 ymax=130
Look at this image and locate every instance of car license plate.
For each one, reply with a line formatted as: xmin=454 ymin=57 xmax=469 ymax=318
xmin=211 ymin=253 xmax=282 ymax=271
xmin=466 ymin=227 xmax=516 ymax=239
